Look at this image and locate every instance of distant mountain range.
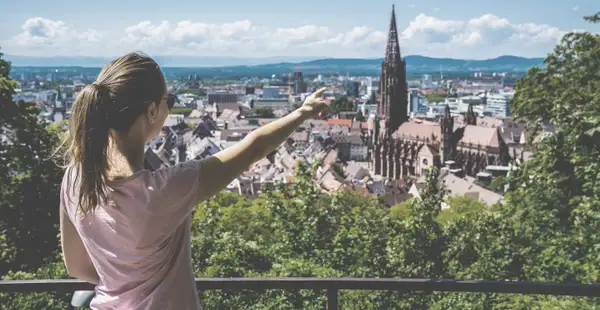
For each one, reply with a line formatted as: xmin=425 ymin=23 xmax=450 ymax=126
xmin=6 ymin=55 xmax=545 ymax=76
xmin=251 ymin=55 xmax=545 ymax=73
xmin=5 ymin=55 xmax=324 ymax=67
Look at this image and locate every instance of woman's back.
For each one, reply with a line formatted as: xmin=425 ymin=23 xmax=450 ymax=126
xmin=61 ymin=163 xmax=202 ymax=309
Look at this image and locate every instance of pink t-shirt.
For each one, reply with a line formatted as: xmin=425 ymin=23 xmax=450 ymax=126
xmin=60 ymin=160 xmax=204 ymax=310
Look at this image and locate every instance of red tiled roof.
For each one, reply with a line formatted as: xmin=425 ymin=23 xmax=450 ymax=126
xmin=460 ymin=125 xmax=502 ymax=148
xmin=393 ymin=121 xmax=442 ymax=141
xmin=327 ymin=119 xmax=352 ymax=127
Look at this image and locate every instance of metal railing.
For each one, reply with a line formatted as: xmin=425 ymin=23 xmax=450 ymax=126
xmin=2 ymin=277 xmax=600 ymax=309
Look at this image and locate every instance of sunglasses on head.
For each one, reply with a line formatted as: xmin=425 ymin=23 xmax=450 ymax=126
xmin=166 ymin=93 xmax=176 ymax=110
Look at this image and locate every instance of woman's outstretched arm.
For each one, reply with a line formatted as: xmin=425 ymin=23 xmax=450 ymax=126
xmin=195 ymin=87 xmax=328 ymax=203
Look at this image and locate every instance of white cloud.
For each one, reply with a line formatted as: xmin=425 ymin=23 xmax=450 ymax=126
xmin=399 ymin=13 xmax=566 ymax=58
xmin=572 ymin=5 xmax=579 ymax=12
xmin=115 ymin=19 xmax=386 ymax=57
xmin=408 ymin=4 xmax=416 ymax=8
xmin=13 ymin=17 xmax=103 ymax=54
xmin=122 ymin=21 xmax=170 ymax=47
xmin=6 ymin=13 xmax=575 ymax=59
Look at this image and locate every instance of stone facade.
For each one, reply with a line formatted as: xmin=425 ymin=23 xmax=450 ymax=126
xmin=369 ymin=6 xmax=511 ymax=180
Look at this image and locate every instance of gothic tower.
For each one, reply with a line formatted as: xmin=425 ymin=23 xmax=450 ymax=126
xmin=465 ymin=103 xmax=477 ymax=125
xmin=376 ymin=5 xmax=408 ymax=137
xmin=440 ymin=105 xmax=454 ymax=164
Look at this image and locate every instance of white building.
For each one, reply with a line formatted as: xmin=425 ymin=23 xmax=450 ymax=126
xmin=13 ymin=92 xmax=39 ymax=103
xmin=366 ymin=78 xmax=379 ymax=95
xmin=357 ymin=103 xmax=377 ymax=118
xmin=332 ymin=135 xmax=368 ymax=161
xmin=252 ymin=98 xmax=291 ymax=110
xmin=445 ymin=96 xmax=484 ymax=116
xmin=444 ymin=92 xmax=512 ymax=117
xmin=164 ymin=114 xmax=185 ymax=127
xmin=262 ymin=86 xmax=280 ymax=99
xmin=407 ymin=90 xmax=429 ymax=117
xmin=484 ymin=92 xmax=513 ymax=117
xmin=422 ymin=74 xmax=434 ymax=89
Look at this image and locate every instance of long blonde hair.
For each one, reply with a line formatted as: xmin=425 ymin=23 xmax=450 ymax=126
xmin=55 ymin=52 xmax=166 ymax=214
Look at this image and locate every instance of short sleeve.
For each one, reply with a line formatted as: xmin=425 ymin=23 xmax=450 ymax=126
xmin=146 ymin=160 xmax=202 ymax=232
xmin=60 ymin=167 xmax=76 ymax=220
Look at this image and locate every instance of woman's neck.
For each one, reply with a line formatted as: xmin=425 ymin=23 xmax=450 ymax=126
xmin=107 ymin=131 xmax=145 ymax=181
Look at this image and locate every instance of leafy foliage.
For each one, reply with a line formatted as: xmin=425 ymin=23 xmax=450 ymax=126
xmin=174 ymin=88 xmax=206 ymax=96
xmin=250 ymin=107 xmax=275 ymax=118
xmin=0 ymin=50 xmax=65 ymax=276
xmin=0 ymin=256 xmax=71 ymax=310
xmin=436 ymin=196 xmax=486 ymax=226
xmin=424 ymin=93 xmax=447 ymax=103
xmin=329 ymin=96 xmax=355 ymax=114
xmin=170 ymin=107 xmax=194 ymax=116
xmin=355 ymin=110 xmax=366 ymax=122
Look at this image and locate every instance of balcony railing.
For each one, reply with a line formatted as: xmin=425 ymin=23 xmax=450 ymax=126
xmin=2 ymin=277 xmax=600 ymax=309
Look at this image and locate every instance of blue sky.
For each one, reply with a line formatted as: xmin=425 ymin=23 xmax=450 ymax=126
xmin=1 ymin=0 xmax=598 ymax=59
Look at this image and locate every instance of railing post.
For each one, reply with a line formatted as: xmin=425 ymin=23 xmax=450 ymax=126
xmin=327 ymin=288 xmax=338 ymax=310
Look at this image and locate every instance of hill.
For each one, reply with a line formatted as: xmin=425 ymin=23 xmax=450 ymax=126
xmin=7 ymin=55 xmax=545 ymax=77
xmin=285 ymin=55 xmax=544 ymax=72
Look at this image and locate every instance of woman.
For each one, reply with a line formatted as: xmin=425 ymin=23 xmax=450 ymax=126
xmin=58 ymin=52 xmax=329 ymax=309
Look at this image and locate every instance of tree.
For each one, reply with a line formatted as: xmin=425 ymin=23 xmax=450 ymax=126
xmin=487 ymin=175 xmax=507 ymax=194
xmin=366 ymin=91 xmax=377 ymax=105
xmin=174 ymin=88 xmax=206 ymax=96
xmin=391 ymin=167 xmax=446 ymax=278
xmin=170 ymin=107 xmax=194 ymax=116
xmin=250 ymin=107 xmax=275 ymax=118
xmin=438 ymin=13 xmax=600 ymax=308
xmin=330 ymin=96 xmax=354 ymax=114
xmin=425 ymin=93 xmax=446 ymax=103
xmin=584 ymin=12 xmax=600 ymax=23
xmin=0 ymin=253 xmax=70 ymax=309
xmin=355 ymin=110 xmax=366 ymax=122
xmin=506 ymin=13 xmax=600 ymax=284
xmin=0 ymin=49 xmax=65 ymax=275
xmin=436 ymin=196 xmax=486 ymax=227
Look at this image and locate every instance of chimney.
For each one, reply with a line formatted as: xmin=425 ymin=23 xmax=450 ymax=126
xmin=476 ymin=172 xmax=492 ymax=185
xmin=444 ymin=160 xmax=456 ymax=169
xmin=449 ymin=167 xmax=464 ymax=177
xmin=178 ymin=145 xmax=187 ymax=163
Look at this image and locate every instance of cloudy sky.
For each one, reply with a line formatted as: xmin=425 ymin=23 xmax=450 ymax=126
xmin=1 ymin=0 xmax=598 ymax=59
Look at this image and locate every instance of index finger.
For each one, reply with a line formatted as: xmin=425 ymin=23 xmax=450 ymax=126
xmin=313 ymin=87 xmax=327 ymax=98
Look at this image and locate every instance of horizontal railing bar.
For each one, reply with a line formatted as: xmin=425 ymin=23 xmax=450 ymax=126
xmin=1 ymin=278 xmax=599 ymax=297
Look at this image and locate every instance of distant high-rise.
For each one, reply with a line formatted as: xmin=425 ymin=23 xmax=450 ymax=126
xmin=345 ymin=81 xmax=360 ymax=97
xmin=207 ymin=91 xmax=238 ymax=106
xmin=263 ymin=86 xmax=280 ymax=99
xmin=422 ymin=74 xmax=433 ymax=89
xmin=293 ymin=72 xmax=307 ymax=94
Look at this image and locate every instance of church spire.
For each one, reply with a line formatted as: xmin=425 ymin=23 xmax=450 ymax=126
xmin=376 ymin=5 xmax=408 ymax=136
xmin=384 ymin=5 xmax=402 ymax=66
xmin=465 ymin=103 xmax=477 ymax=125
xmin=441 ymin=105 xmax=454 ymax=135
xmin=440 ymin=105 xmax=454 ymax=164
xmin=54 ymin=87 xmax=62 ymax=109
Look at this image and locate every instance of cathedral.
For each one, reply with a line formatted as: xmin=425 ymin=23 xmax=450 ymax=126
xmin=369 ymin=6 xmax=511 ymax=180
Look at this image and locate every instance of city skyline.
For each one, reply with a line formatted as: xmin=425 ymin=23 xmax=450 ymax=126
xmin=1 ymin=0 xmax=599 ymax=59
